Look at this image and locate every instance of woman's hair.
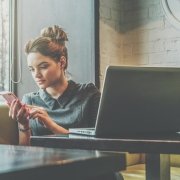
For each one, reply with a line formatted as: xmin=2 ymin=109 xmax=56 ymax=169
xmin=25 ymin=25 xmax=68 ymax=69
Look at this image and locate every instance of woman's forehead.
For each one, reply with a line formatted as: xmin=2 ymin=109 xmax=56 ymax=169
xmin=27 ymin=52 xmax=55 ymax=66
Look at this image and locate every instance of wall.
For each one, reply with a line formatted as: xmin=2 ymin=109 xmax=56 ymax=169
xmin=99 ymin=0 xmax=180 ymax=88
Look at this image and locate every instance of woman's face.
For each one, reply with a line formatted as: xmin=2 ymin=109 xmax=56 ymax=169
xmin=27 ymin=52 xmax=64 ymax=89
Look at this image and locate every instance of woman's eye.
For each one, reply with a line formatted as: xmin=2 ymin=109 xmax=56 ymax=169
xmin=39 ymin=65 xmax=48 ymax=69
xmin=29 ymin=68 xmax=34 ymax=72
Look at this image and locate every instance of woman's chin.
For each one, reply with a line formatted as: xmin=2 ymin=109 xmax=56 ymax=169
xmin=37 ymin=84 xmax=46 ymax=89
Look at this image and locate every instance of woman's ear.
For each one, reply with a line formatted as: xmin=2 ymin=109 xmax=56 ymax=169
xmin=59 ymin=56 xmax=66 ymax=69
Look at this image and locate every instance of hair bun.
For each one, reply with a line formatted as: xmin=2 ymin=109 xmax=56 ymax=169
xmin=40 ymin=25 xmax=68 ymax=43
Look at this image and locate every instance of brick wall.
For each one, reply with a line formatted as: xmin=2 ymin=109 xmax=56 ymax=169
xmin=99 ymin=0 xmax=180 ymax=87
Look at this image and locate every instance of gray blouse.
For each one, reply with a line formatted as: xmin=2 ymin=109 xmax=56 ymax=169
xmin=22 ymin=80 xmax=101 ymax=136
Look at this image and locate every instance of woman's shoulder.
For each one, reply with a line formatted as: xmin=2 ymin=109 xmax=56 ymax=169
xmin=22 ymin=91 xmax=40 ymax=104
xmin=70 ymin=80 xmax=100 ymax=95
xmin=23 ymin=91 xmax=40 ymax=98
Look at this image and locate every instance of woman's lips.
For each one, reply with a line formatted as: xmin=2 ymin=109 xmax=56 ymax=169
xmin=36 ymin=80 xmax=45 ymax=84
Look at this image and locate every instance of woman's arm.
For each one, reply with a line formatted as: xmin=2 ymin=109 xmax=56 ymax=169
xmin=29 ymin=106 xmax=69 ymax=134
xmin=9 ymin=99 xmax=31 ymax=145
xmin=18 ymin=123 xmax=31 ymax=145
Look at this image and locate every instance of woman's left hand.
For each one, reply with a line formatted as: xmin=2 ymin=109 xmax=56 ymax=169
xmin=28 ymin=107 xmax=52 ymax=128
xmin=27 ymin=105 xmax=69 ymax=134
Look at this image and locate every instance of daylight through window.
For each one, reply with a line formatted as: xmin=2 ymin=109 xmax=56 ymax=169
xmin=0 ymin=0 xmax=10 ymax=92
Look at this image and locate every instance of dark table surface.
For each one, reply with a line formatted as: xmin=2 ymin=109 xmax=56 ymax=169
xmin=30 ymin=134 xmax=180 ymax=180
xmin=0 ymin=144 xmax=125 ymax=180
xmin=31 ymin=133 xmax=180 ymax=154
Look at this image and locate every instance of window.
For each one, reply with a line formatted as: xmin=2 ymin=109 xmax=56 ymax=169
xmin=14 ymin=0 xmax=98 ymax=99
xmin=0 ymin=0 xmax=12 ymax=103
xmin=0 ymin=0 xmax=10 ymax=91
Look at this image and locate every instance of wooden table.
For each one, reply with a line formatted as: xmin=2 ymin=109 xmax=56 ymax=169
xmin=0 ymin=144 xmax=125 ymax=180
xmin=31 ymin=134 xmax=180 ymax=180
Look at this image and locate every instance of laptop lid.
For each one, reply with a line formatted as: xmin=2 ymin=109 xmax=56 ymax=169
xmin=95 ymin=66 xmax=180 ymax=137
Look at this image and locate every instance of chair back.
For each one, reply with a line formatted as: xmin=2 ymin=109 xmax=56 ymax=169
xmin=0 ymin=105 xmax=18 ymax=144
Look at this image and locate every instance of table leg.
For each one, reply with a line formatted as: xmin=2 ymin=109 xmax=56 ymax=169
xmin=145 ymin=154 xmax=170 ymax=180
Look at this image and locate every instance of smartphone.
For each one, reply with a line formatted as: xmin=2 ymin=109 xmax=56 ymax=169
xmin=0 ymin=91 xmax=18 ymax=105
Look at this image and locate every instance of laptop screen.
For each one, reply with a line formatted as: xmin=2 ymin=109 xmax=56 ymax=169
xmin=95 ymin=66 xmax=180 ymax=137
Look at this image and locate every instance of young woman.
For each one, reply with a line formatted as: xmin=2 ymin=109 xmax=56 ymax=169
xmin=9 ymin=25 xmax=100 ymax=145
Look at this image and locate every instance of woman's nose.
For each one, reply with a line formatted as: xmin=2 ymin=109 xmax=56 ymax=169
xmin=34 ymin=70 xmax=42 ymax=78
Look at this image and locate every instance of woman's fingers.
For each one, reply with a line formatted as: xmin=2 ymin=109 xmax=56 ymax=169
xmin=29 ymin=108 xmax=44 ymax=119
xmin=9 ymin=99 xmax=19 ymax=119
xmin=9 ymin=99 xmax=15 ymax=117
xmin=13 ymin=100 xmax=22 ymax=119
xmin=9 ymin=100 xmax=28 ymax=124
xmin=26 ymin=105 xmax=43 ymax=109
xmin=29 ymin=111 xmax=46 ymax=127
xmin=26 ymin=105 xmax=44 ymax=111
xmin=16 ymin=105 xmax=28 ymax=122
xmin=29 ymin=108 xmax=48 ymax=127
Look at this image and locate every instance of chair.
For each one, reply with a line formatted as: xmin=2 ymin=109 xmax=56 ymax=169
xmin=0 ymin=104 xmax=18 ymax=144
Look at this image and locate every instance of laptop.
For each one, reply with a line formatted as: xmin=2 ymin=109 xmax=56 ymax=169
xmin=69 ymin=66 xmax=180 ymax=138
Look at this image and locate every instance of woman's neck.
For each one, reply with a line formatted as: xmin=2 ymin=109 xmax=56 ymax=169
xmin=46 ymin=78 xmax=69 ymax=99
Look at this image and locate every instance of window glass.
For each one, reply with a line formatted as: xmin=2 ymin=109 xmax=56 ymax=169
xmin=0 ymin=0 xmax=10 ymax=103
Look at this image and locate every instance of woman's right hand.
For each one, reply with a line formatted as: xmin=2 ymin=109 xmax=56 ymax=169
xmin=9 ymin=99 xmax=29 ymax=126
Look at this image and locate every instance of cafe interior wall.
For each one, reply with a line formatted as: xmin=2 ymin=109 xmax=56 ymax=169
xmin=99 ymin=0 xmax=180 ymax=89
